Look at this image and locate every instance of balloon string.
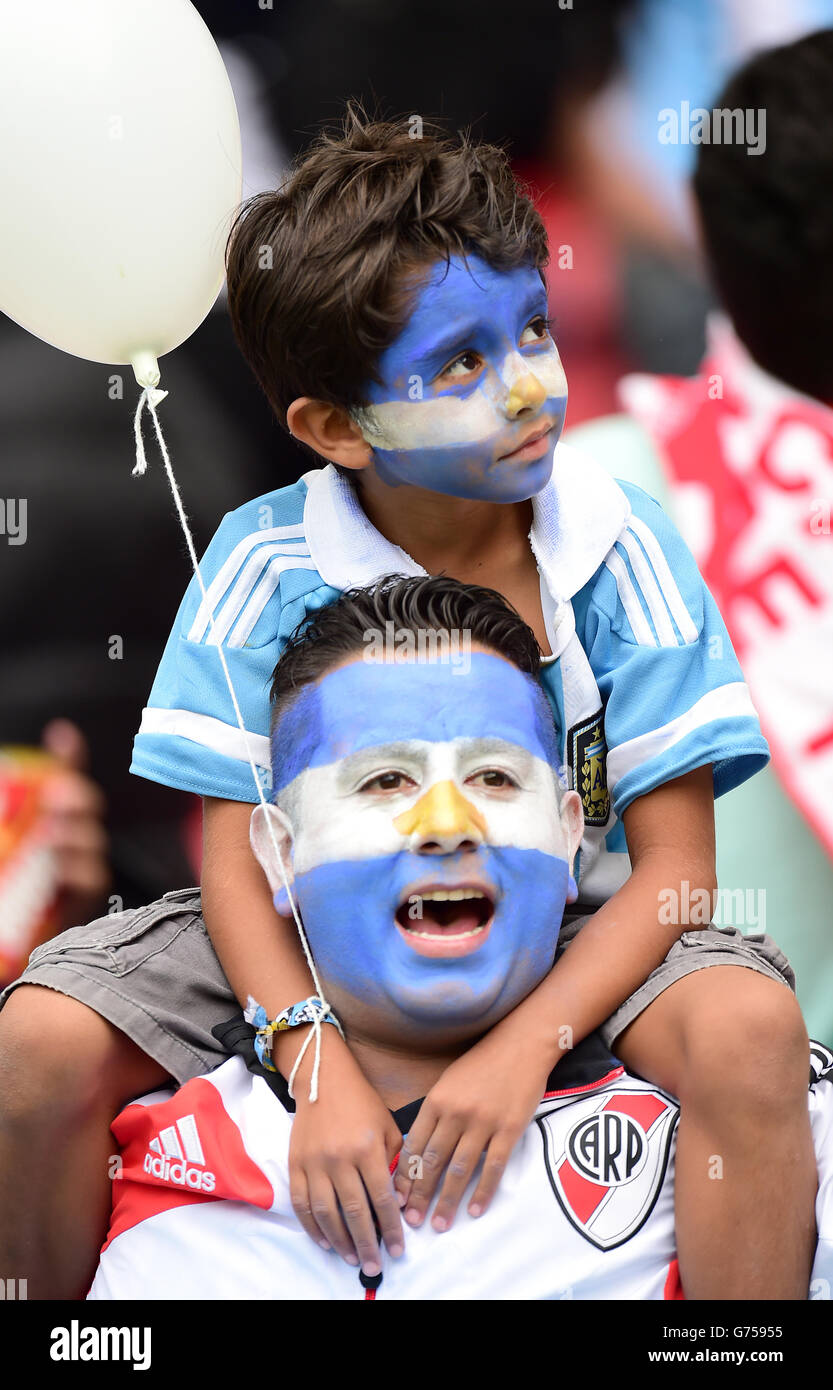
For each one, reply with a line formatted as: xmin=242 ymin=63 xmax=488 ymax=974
xmin=131 ymin=386 xmax=332 ymax=1102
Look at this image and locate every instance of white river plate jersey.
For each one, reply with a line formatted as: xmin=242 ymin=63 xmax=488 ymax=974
xmin=88 ymin=1038 xmax=833 ymax=1302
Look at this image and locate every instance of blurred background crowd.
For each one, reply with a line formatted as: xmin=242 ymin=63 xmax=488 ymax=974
xmin=2 ymin=0 xmax=833 ymax=1040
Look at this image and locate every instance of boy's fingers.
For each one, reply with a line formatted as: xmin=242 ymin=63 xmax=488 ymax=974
xmin=307 ymin=1175 xmax=360 ymax=1266
xmin=429 ymin=1134 xmax=489 ymax=1232
xmin=384 ymin=1116 xmax=405 ymax=1160
xmin=397 ymin=1109 xmax=434 ymax=1163
xmin=467 ymin=1136 xmax=514 ymax=1217
xmin=332 ymin=1169 xmax=383 ymax=1276
xmin=393 ymin=1105 xmax=436 ymax=1200
xmin=392 ymin=1160 xmax=412 ymax=1203
xmin=364 ymin=1170 xmax=405 ymax=1257
xmin=402 ymin=1118 xmax=459 ymax=1227
xmin=289 ymin=1174 xmax=332 ymax=1252
xmin=386 ymin=1123 xmax=408 ymax=1204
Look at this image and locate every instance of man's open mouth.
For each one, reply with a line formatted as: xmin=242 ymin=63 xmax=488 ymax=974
xmin=394 ymin=884 xmax=496 ymax=957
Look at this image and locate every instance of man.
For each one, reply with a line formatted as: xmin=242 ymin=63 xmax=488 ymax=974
xmin=88 ymin=577 xmax=833 ymax=1300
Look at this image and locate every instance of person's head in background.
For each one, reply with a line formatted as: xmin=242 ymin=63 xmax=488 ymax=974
xmin=250 ymin=575 xmax=583 ymax=1052
xmin=693 ymin=28 xmax=833 ymax=406
xmin=224 ymin=107 xmax=568 ymax=505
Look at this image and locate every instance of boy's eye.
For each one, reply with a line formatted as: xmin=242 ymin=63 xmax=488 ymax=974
xmin=519 ymin=316 xmax=552 ymax=347
xmin=359 ymin=770 xmax=417 ymax=795
xmin=440 ymin=349 xmax=481 ymax=379
xmin=466 ymin=768 xmax=519 ymax=791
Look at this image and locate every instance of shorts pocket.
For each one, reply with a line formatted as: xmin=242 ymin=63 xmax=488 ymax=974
xmin=25 ymin=893 xmax=204 ymax=979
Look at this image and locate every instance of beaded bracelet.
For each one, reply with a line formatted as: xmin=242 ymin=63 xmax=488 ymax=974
xmin=244 ymin=995 xmax=344 ymax=1074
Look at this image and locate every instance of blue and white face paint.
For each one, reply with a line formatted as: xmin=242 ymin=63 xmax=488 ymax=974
xmin=350 ymin=254 xmax=568 ymax=503
xmin=252 ymin=653 xmax=582 ymax=1048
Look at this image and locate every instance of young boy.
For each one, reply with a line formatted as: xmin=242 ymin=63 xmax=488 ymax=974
xmin=0 ymin=108 xmax=814 ymax=1300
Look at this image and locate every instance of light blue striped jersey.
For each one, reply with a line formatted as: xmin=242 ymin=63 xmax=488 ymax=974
xmin=131 ymin=442 xmax=768 ymax=904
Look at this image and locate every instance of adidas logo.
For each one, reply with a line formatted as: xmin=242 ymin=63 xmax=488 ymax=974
xmin=143 ymin=1114 xmax=216 ymax=1193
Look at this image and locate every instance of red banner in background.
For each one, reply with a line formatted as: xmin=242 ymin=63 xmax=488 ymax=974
xmin=620 ymin=318 xmax=833 ymax=864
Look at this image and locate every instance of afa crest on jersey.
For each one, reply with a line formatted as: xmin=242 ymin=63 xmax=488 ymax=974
xmin=538 ymin=1088 xmax=679 ymax=1251
xmin=568 ymin=710 xmax=610 ymax=826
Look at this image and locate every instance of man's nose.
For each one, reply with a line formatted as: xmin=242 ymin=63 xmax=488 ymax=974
xmin=505 ymin=364 xmax=547 ymax=417
xmin=393 ymin=780 xmax=487 ymax=853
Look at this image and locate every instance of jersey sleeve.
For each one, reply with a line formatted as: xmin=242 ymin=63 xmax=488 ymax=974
xmin=581 ymin=482 xmax=770 ymax=820
xmin=130 ymin=484 xmax=339 ymax=803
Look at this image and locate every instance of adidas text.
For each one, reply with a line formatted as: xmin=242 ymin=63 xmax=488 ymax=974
xmin=143 ymin=1152 xmax=216 ymax=1192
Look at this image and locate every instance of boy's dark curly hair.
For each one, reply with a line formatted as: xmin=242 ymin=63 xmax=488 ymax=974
xmin=225 ymin=104 xmax=549 ymax=430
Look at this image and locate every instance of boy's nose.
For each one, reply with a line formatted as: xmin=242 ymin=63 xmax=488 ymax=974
xmin=393 ymin=780 xmax=487 ymax=853
xmin=505 ymin=368 xmax=547 ymax=416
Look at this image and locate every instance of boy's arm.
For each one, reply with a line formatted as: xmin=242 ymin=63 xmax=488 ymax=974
xmin=393 ymin=763 xmax=716 ymax=1229
xmin=201 ymin=797 xmax=405 ymax=1271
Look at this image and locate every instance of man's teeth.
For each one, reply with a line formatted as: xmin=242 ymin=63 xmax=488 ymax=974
xmin=401 ymin=889 xmax=490 ymax=940
xmin=405 ymin=924 xmax=487 ymax=940
xmin=416 ymin=889 xmax=487 ymax=902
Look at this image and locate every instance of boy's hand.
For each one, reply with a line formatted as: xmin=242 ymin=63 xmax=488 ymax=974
xmin=287 ymin=1040 xmax=405 ymax=1276
xmin=393 ymin=1029 xmax=554 ymax=1231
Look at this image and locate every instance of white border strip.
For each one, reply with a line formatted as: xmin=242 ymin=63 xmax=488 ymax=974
xmin=604 ymin=549 xmax=656 ymax=646
xmin=203 ymin=552 xmax=318 ymax=648
xmin=137 ymin=707 xmax=271 ymax=769
xmin=628 ymin=514 xmax=699 ymax=644
xmin=188 ymin=525 xmax=308 ymax=642
xmin=606 ymin=682 xmax=759 ymax=790
xmin=618 ymin=530 xmax=678 ymax=647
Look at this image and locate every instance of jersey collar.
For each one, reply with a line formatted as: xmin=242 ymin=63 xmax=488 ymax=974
xmin=301 ymin=441 xmax=631 ymax=608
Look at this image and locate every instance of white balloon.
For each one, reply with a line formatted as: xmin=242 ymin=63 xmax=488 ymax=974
xmin=0 ymin=0 xmax=242 ymax=384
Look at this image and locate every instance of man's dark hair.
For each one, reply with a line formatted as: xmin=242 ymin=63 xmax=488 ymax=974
xmin=269 ymin=574 xmax=551 ymax=766
xmin=225 ymin=104 xmax=548 ymax=430
xmin=693 ymin=29 xmax=833 ymax=402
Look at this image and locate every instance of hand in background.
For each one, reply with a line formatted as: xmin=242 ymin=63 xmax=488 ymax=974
xmin=39 ymin=719 xmax=111 ymax=929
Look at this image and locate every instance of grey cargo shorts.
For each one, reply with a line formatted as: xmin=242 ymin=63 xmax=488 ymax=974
xmin=0 ymin=890 xmax=795 ymax=1084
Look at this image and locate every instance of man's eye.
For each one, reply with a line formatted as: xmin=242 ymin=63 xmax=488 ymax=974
xmin=441 ymin=349 xmax=481 ymax=379
xmin=359 ymin=771 xmax=416 ymax=794
xmin=519 ymin=316 xmax=552 ymax=347
xmin=466 ymin=769 xmax=518 ymax=791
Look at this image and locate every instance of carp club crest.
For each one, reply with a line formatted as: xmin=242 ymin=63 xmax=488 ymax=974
xmin=538 ymin=1088 xmax=679 ymax=1250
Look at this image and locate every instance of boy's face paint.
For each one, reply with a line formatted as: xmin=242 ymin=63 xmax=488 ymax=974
xmin=352 ymin=254 xmax=568 ymax=503
xmin=271 ymin=654 xmax=578 ymax=1045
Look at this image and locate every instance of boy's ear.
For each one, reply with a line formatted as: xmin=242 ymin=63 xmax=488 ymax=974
xmin=250 ymin=803 xmax=295 ymax=912
xmin=287 ymin=397 xmax=374 ymax=472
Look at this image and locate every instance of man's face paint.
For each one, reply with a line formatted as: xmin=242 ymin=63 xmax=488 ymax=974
xmin=351 ymin=255 xmax=568 ymax=503
xmin=269 ymin=654 xmax=578 ymax=1046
